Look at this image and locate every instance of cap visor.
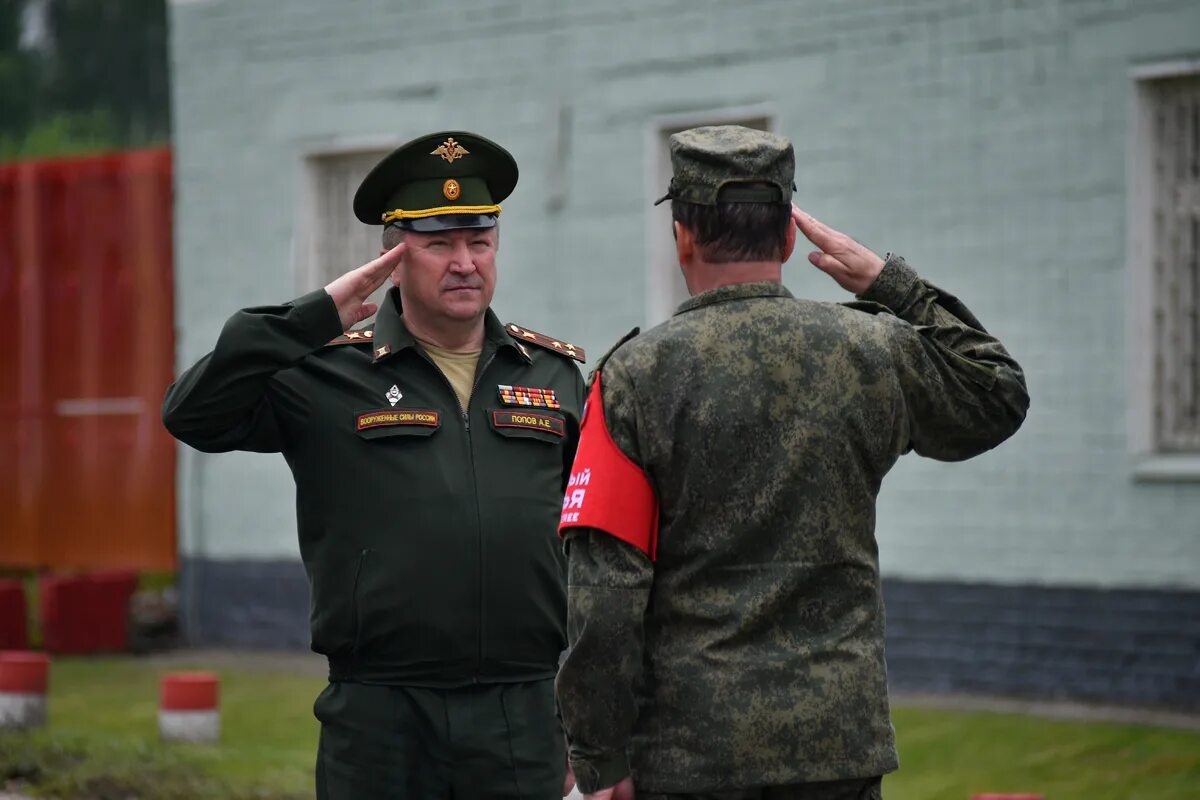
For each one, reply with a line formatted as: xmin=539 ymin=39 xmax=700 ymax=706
xmin=395 ymin=214 xmax=498 ymax=232
xmin=652 ymin=192 xmax=672 ymax=206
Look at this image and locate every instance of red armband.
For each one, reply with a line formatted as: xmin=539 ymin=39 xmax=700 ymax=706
xmin=559 ymin=372 xmax=659 ymax=560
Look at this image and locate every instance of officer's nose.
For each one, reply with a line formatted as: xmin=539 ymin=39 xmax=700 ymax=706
xmin=447 ymin=240 xmax=475 ymax=273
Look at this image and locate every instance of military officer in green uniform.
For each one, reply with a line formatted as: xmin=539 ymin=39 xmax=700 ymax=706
xmin=163 ymin=131 xmax=584 ymax=799
xmin=555 ymin=126 xmax=1030 ymax=799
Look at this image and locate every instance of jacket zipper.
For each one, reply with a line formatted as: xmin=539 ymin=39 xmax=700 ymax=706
xmin=418 ymin=347 xmax=497 ymax=681
xmin=466 ymin=350 xmax=497 ymax=681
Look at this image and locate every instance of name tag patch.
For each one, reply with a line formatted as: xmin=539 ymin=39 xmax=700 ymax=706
xmin=498 ymin=384 xmax=560 ymax=409
xmin=492 ymin=410 xmax=565 ymax=437
xmin=357 ymin=409 xmax=440 ymax=431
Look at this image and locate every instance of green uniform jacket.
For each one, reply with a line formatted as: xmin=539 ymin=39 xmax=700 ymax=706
xmin=163 ymin=287 xmax=584 ymax=686
xmin=557 ymin=256 xmax=1029 ymax=793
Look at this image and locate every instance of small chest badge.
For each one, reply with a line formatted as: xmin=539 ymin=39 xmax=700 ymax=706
xmin=385 ymin=385 xmax=403 ymax=407
xmin=498 ymin=384 xmax=560 ymax=409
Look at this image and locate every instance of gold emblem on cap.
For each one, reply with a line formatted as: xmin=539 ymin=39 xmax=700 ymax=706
xmin=443 ymin=178 xmax=461 ymax=201
xmin=431 ymin=137 xmax=469 ymax=163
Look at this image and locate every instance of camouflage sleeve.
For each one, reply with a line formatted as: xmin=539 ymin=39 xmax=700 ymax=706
xmin=860 ymin=255 xmax=1030 ymax=460
xmin=555 ymin=357 xmax=655 ymax=794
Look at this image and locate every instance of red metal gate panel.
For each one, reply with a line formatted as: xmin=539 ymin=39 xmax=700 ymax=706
xmin=0 ymin=148 xmax=176 ymax=571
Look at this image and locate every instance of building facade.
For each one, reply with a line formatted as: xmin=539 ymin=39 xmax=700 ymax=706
xmin=169 ymin=0 xmax=1200 ymax=707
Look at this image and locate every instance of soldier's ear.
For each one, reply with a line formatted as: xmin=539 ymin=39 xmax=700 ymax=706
xmin=673 ymin=221 xmax=694 ymax=265
xmin=782 ymin=218 xmax=797 ymax=263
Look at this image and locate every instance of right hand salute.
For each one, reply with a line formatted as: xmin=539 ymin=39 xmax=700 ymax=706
xmin=792 ymin=205 xmax=885 ymax=296
xmin=324 ymin=242 xmax=406 ymax=331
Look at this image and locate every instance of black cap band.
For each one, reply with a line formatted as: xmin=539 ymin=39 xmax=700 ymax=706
xmin=388 ymin=213 xmax=498 ymax=233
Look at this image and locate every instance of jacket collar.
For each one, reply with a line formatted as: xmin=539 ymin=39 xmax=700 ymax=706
xmin=674 ymin=280 xmax=793 ymax=317
xmin=370 ymin=287 xmax=529 ymax=364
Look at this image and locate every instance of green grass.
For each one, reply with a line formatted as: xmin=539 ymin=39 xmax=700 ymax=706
xmin=887 ymin=706 xmax=1200 ymax=800
xmin=2 ymin=656 xmax=324 ymax=798
xmin=2 ymin=657 xmax=1198 ymax=799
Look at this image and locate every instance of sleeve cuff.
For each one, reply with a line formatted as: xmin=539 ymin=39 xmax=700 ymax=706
xmin=570 ymin=751 xmax=631 ymax=795
xmin=858 ymin=253 xmax=919 ymax=310
xmin=290 ymin=288 xmax=346 ymax=347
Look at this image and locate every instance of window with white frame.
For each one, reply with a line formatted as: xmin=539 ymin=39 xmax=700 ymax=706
xmin=297 ymin=147 xmax=394 ymax=305
xmin=645 ymin=109 xmax=775 ymax=325
xmin=1132 ymin=70 xmax=1200 ymax=460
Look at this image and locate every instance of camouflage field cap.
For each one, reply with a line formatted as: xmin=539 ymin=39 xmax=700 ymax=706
xmin=353 ymin=130 xmax=518 ymax=232
xmin=654 ymin=125 xmax=795 ymax=207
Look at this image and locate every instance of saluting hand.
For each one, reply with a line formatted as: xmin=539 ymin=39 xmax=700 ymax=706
xmin=323 ymin=242 xmax=406 ymax=331
xmin=792 ymin=205 xmax=885 ymax=296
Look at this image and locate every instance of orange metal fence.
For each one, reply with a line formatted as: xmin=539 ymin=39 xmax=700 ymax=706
xmin=0 ymin=148 xmax=176 ymax=571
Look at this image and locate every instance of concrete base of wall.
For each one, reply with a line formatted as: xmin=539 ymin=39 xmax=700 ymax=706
xmin=179 ymin=558 xmax=310 ymax=649
xmin=883 ymin=578 xmax=1200 ymax=710
xmin=179 ymin=558 xmax=1200 ymax=710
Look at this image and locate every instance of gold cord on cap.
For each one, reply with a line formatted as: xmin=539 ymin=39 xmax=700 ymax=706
xmin=381 ymin=204 xmax=502 ymax=223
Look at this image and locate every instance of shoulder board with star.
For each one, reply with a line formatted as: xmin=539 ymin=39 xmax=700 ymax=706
xmin=326 ymin=327 xmax=377 ymax=346
xmin=505 ymin=323 xmax=586 ymax=363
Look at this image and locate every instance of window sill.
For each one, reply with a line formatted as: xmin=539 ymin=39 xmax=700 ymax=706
xmin=1132 ymin=454 xmax=1200 ymax=482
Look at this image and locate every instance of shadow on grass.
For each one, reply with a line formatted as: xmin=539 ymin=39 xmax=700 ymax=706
xmin=0 ymin=731 xmax=308 ymax=800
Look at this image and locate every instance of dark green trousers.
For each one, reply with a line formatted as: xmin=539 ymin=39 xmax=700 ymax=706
xmin=314 ymin=679 xmax=564 ymax=800
xmin=638 ymin=776 xmax=883 ymax=800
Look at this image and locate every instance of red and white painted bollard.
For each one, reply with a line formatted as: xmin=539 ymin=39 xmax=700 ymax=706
xmin=159 ymin=671 xmax=220 ymax=743
xmin=0 ymin=651 xmax=49 ymax=730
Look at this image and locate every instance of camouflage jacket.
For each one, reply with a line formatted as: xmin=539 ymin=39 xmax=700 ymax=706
xmin=555 ymin=256 xmax=1029 ymax=794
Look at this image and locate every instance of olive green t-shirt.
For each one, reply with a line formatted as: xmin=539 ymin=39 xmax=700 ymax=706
xmin=420 ymin=340 xmax=481 ymax=413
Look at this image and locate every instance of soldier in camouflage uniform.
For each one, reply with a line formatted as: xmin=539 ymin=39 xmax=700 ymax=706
xmin=554 ymin=126 xmax=1029 ymax=800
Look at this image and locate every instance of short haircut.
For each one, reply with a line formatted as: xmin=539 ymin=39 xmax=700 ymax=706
xmin=382 ymin=223 xmax=405 ymax=251
xmin=671 ymin=200 xmax=790 ymax=263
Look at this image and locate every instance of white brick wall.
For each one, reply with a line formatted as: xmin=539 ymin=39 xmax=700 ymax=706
xmin=170 ymin=0 xmax=1200 ymax=588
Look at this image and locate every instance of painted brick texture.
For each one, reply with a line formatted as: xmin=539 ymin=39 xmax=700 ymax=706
xmin=884 ymin=579 xmax=1200 ymax=709
xmin=169 ymin=0 xmax=1200 ymax=590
